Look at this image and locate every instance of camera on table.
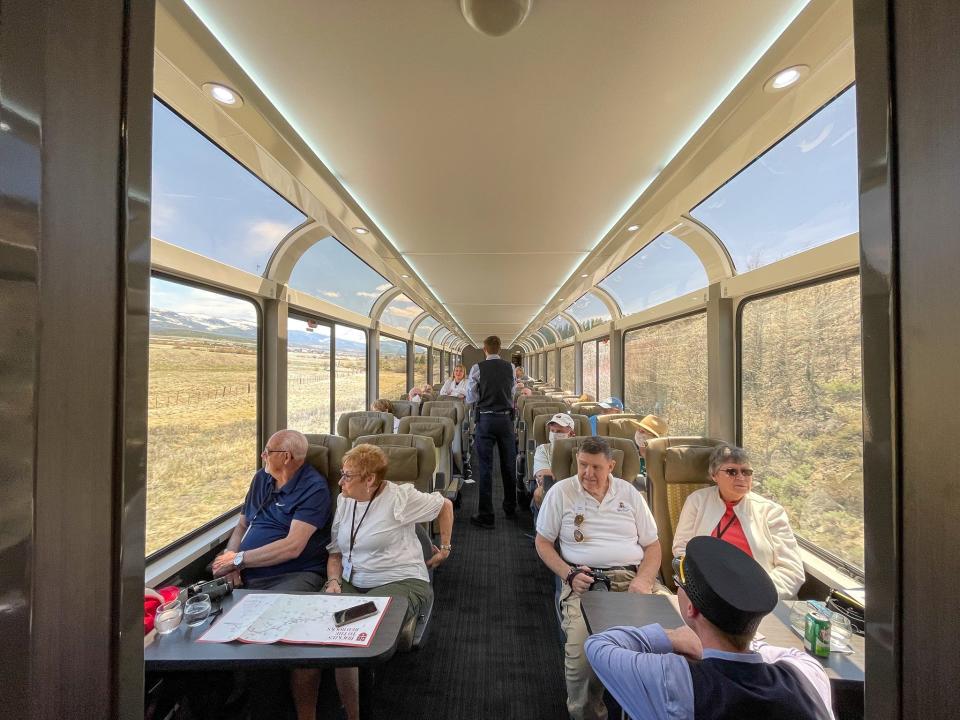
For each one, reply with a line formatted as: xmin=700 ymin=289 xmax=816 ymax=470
xmin=187 ymin=577 xmax=234 ymax=600
xmin=569 ymin=568 xmax=612 ymax=591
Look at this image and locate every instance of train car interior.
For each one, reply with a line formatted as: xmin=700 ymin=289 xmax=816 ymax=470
xmin=3 ymin=0 xmax=960 ymax=718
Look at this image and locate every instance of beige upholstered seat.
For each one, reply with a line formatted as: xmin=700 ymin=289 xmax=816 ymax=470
xmin=519 ymin=401 xmax=569 ymax=455
xmin=421 ymin=400 xmax=467 ymax=475
xmin=596 ymin=414 xmax=647 ymax=440
xmin=336 ymin=411 xmax=395 ymax=444
xmin=645 ymin=436 xmax=724 ymax=590
xmin=524 ymin=413 xmax=590 ymax=488
xmin=570 ymin=401 xmax=604 ymax=418
xmin=390 ymin=400 xmax=420 ymax=419
xmin=353 ymin=433 xmax=436 ymax=494
xmin=397 ymin=415 xmax=457 ymax=498
xmin=303 ymin=433 xmax=349 ymax=503
xmin=548 ymin=436 xmax=642 ymax=486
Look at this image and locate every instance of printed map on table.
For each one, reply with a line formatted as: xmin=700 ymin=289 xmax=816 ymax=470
xmin=198 ymin=594 xmax=392 ymax=647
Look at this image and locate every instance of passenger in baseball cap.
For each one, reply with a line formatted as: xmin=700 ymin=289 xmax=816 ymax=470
xmin=586 ymin=536 xmax=834 ymax=719
xmin=589 ymin=397 xmax=624 ymax=434
xmin=530 ymin=412 xmax=577 ymax=513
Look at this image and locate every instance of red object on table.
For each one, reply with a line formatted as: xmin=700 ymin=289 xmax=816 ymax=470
xmin=144 ymin=586 xmax=180 ymax=634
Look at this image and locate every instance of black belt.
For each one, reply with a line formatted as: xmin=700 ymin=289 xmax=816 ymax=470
xmin=590 ymin=565 xmax=638 ymax=573
xmin=479 ymin=410 xmax=511 ymax=415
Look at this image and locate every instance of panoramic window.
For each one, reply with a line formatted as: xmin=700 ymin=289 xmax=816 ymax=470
xmin=624 ymin=313 xmax=707 ymax=436
xmin=151 ymin=99 xmax=305 ymax=276
xmin=380 ymin=293 xmax=424 ymax=331
xmin=414 ymin=345 xmax=428 ymax=388
xmin=740 ymin=275 xmax=863 ymax=569
xmin=289 ymin=236 xmax=391 ymax=316
xmin=691 ymin=86 xmax=859 ymax=271
xmin=538 ymin=325 xmax=558 ymax=346
xmin=598 ymin=337 xmax=611 ymax=399
xmin=287 ymin=315 xmax=331 ymax=434
xmin=567 ymin=293 xmax=612 ymax=331
xmin=379 ymin=335 xmax=408 ymax=399
xmin=431 ymin=348 xmax=442 ymax=384
xmin=582 ymin=340 xmax=597 ymax=398
xmin=549 ymin=315 xmax=575 ymax=341
xmin=147 ymin=276 xmax=259 ymax=556
xmin=560 ymin=345 xmax=576 ymax=394
xmin=599 ymin=233 xmax=708 ymax=316
xmin=547 ymin=350 xmax=557 ymax=387
xmin=415 ymin=315 xmax=440 ymax=339
xmin=334 ymin=325 xmax=367 ymax=429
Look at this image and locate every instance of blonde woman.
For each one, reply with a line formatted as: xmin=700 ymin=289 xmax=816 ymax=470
xmin=439 ymin=363 xmax=469 ymax=398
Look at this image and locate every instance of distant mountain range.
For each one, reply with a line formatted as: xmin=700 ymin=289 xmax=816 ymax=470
xmin=150 ymin=309 xmax=367 ymax=354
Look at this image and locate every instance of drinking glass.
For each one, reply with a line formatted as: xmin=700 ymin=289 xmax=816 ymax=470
xmin=184 ymin=593 xmax=212 ymax=627
xmin=155 ymin=599 xmax=183 ymax=635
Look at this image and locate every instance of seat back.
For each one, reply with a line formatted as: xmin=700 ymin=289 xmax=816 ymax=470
xmin=421 ymin=400 xmax=464 ymax=425
xmin=336 ymin=411 xmax=395 ymax=443
xmin=520 ymin=401 xmax=569 ymax=455
xmin=390 ymin=400 xmax=420 ymax=419
xmin=353 ymin=434 xmax=436 ymax=494
xmin=570 ymin=401 xmax=604 ymax=418
xmin=646 ymin=436 xmax=724 ymax=588
xmin=596 ymin=414 xmax=647 ymax=440
xmin=549 ymin=436 xmax=642 ymax=486
xmin=303 ymin=433 xmax=350 ymax=504
xmin=397 ymin=415 xmax=456 ymax=496
xmin=530 ymin=413 xmax=592 ymax=449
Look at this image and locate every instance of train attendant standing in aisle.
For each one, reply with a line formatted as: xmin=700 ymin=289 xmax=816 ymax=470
xmin=466 ymin=335 xmax=518 ymax=528
xmin=439 ymin=363 xmax=469 ymax=398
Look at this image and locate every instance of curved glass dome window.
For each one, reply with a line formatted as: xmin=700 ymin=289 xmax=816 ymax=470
xmin=548 ymin=315 xmax=575 ymax=341
xmin=151 ymin=99 xmax=305 ymax=275
xmin=414 ymin=315 xmax=440 ymax=338
xmin=598 ymin=233 xmax=707 ymax=315
xmin=566 ymin=292 xmax=611 ymax=330
xmin=690 ymin=86 xmax=859 ymax=272
xmin=289 ymin=236 xmax=391 ymax=316
xmin=380 ymin=294 xmax=424 ymax=331
xmin=537 ymin=325 xmax=558 ymax=345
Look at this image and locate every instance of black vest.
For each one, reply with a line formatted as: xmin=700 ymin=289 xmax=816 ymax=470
xmin=687 ymin=657 xmax=831 ymax=720
xmin=476 ymin=358 xmax=513 ymax=413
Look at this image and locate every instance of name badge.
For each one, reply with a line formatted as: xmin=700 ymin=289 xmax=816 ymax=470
xmin=615 ymin=501 xmax=633 ymax=514
xmin=342 ymin=558 xmax=353 ymax=583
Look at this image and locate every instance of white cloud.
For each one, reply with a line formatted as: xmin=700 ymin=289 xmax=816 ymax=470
xmin=321 ymin=291 xmax=341 ymax=298
xmin=375 ymin=283 xmax=392 ymax=292
xmin=151 ymin=279 xmax=256 ymax=322
xmin=356 ymin=290 xmax=380 ymax=298
xmin=245 ymin=219 xmax=293 ymax=253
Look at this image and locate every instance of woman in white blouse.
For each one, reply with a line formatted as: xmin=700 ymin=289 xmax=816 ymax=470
xmin=439 ymin=363 xmax=469 ymax=398
xmin=324 ymin=444 xmax=453 ymax=720
xmin=672 ymin=444 xmax=805 ymax=599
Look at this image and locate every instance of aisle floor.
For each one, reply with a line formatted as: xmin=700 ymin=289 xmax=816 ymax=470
xmin=368 ymin=479 xmax=568 ymax=719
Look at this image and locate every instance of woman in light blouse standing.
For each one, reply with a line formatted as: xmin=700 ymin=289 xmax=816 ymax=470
xmin=672 ymin=444 xmax=804 ymax=599
xmin=324 ymin=444 xmax=454 ymax=720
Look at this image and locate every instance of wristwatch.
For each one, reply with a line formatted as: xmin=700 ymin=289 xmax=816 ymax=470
xmin=233 ymin=551 xmax=245 ymax=568
xmin=439 ymin=543 xmax=453 ymax=552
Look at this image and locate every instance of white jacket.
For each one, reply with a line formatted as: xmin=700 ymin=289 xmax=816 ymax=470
xmin=672 ymin=486 xmax=805 ymax=599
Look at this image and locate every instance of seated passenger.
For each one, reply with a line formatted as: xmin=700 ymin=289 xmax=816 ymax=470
xmin=631 ymin=414 xmax=668 ymax=477
xmin=578 ymin=393 xmax=595 ymax=403
xmin=586 ymin=536 xmax=834 ymax=720
xmin=439 ymin=363 xmax=469 ymax=398
xmin=211 ymin=429 xmax=331 ymax=720
xmin=673 ymin=444 xmax=804 ymax=599
xmin=514 ymin=385 xmax=533 ymax=406
xmin=589 ymin=396 xmax=623 ymax=434
xmin=529 ymin=412 xmax=577 ymax=512
xmin=535 ymin=437 xmax=663 ymax=720
xmin=325 ymin=444 xmax=454 ymax=720
xmin=407 ymin=384 xmax=434 ymax=403
xmin=515 ymin=365 xmax=531 ymax=382
xmin=371 ymin=398 xmax=400 ymax=432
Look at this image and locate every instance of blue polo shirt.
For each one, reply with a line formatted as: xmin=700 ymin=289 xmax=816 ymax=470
xmin=238 ymin=463 xmax=331 ymax=581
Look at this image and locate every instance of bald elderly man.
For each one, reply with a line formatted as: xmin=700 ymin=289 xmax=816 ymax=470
xmin=213 ymin=429 xmax=332 ymax=591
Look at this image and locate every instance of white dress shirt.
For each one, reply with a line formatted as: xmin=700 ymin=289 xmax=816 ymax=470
xmin=439 ymin=377 xmax=469 ymax=398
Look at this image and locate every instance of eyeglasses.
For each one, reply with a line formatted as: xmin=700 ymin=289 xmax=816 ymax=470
xmin=262 ymin=447 xmax=288 ymax=457
xmin=720 ymin=467 xmax=754 ymax=477
xmin=340 ymin=471 xmax=363 ymax=481
xmin=574 ymin=513 xmax=585 ymax=542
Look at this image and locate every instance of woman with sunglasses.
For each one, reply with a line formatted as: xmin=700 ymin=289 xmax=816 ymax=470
xmin=672 ymin=444 xmax=804 ymax=598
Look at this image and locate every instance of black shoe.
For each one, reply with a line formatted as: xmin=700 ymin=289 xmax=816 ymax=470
xmin=502 ymin=504 xmax=516 ymax=518
xmin=470 ymin=513 xmax=495 ymax=529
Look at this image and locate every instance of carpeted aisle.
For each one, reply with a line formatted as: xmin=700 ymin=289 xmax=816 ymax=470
xmin=368 ymin=471 xmax=568 ymax=719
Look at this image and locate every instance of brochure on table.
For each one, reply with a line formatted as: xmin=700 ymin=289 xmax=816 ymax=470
xmin=198 ymin=594 xmax=392 ymax=647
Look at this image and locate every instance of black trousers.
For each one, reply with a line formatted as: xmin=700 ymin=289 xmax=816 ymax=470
xmin=474 ymin=413 xmax=517 ymax=518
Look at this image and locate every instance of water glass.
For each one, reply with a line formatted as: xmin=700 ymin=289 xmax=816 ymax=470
xmin=155 ymin=599 xmax=183 ymax=635
xmin=184 ymin=593 xmax=212 ymax=627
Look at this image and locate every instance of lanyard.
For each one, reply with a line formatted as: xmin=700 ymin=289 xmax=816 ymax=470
xmin=714 ymin=510 xmax=738 ymax=540
xmin=348 ymin=482 xmax=385 ymax=561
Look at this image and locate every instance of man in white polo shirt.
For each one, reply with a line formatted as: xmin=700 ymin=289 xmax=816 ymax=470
xmin=535 ymin=436 xmax=663 ymax=720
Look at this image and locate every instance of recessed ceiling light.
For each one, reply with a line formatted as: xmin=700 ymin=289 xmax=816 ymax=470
xmin=0 ymin=121 xmax=10 ymax=132
xmin=401 ymin=274 xmax=410 ymax=279
xmin=580 ymin=273 xmax=589 ymax=278
xmin=202 ymin=82 xmax=243 ymax=107
xmin=558 ymin=297 xmax=565 ymax=301
xmin=352 ymin=227 xmax=369 ymax=234
xmin=763 ymin=65 xmax=809 ymax=93
xmin=627 ymin=224 xmax=640 ymax=232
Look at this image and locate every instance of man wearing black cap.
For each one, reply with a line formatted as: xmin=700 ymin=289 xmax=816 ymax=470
xmin=585 ymin=536 xmax=834 ymax=719
xmin=465 ymin=335 xmax=518 ymax=528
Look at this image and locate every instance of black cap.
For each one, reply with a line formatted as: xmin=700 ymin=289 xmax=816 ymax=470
xmin=675 ymin=536 xmax=777 ymax=636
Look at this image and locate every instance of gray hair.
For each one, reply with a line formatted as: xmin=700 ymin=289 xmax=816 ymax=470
xmin=577 ymin=436 xmax=613 ymax=460
xmin=275 ymin=429 xmax=308 ymax=462
xmin=708 ymin=443 xmax=751 ymax=477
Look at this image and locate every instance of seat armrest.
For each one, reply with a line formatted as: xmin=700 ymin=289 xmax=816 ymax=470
xmin=518 ymin=419 xmax=526 ymax=434
xmin=433 ymin=471 xmax=445 ymax=492
xmin=527 ymin=439 xmax=536 ymax=453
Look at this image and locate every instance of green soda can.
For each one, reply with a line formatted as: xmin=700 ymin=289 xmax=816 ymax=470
xmin=804 ymin=611 xmax=831 ymax=657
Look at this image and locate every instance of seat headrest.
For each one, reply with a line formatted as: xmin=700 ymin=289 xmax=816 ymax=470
xmin=354 ymin=433 xmax=436 ymax=491
xmin=337 ymin=411 xmax=394 ymax=440
xmin=421 ymin=400 xmax=464 ymax=424
xmin=549 ymin=435 xmax=642 ymax=483
xmin=646 ymin=437 xmax=724 ymax=485
xmin=398 ymin=415 xmax=455 ymax=447
xmin=303 ymin=433 xmax=349 ymax=501
xmin=530 ymin=413 xmax=591 ymax=446
xmin=598 ymin=415 xmax=647 ymax=440
xmin=570 ymin=402 xmax=604 ymax=417
xmin=390 ymin=400 xmax=419 ymax=418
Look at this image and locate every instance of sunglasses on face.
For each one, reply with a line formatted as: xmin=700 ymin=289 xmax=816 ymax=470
xmin=719 ymin=467 xmax=754 ymax=477
xmin=574 ymin=513 xmax=584 ymax=542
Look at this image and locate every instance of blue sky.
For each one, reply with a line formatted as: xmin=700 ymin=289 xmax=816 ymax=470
xmin=566 ymin=292 xmax=611 ymax=327
xmin=151 ymin=276 xmax=257 ymax=322
xmin=381 ymin=294 xmax=424 ymax=330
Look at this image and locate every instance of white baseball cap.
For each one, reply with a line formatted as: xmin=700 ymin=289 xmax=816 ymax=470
xmin=548 ymin=412 xmax=575 ymax=430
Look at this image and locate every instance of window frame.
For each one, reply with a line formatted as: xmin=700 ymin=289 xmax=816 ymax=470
xmin=146 ymin=271 xmax=263 ymax=562
xmin=735 ymin=269 xmax=865 ymax=580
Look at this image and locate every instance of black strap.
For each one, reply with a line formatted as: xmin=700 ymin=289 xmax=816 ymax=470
xmin=714 ymin=511 xmax=738 ymax=540
xmin=348 ymin=482 xmax=385 ymax=562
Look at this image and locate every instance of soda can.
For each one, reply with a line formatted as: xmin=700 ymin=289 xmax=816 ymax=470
xmin=804 ymin=611 xmax=831 ymax=657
